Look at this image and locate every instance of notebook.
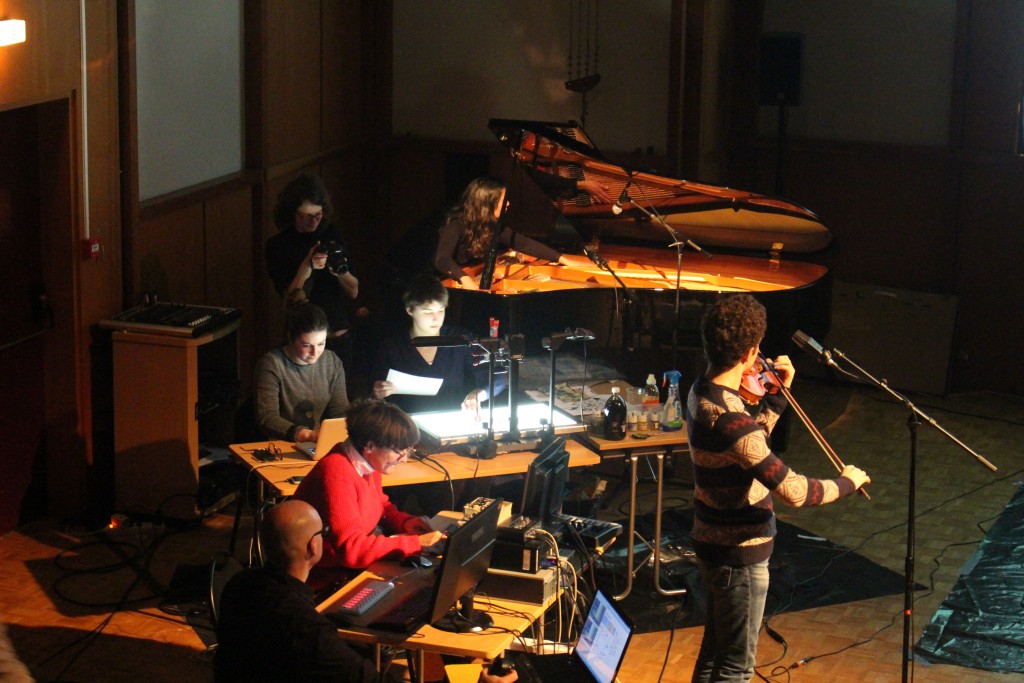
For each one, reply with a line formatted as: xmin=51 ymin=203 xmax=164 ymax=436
xmin=295 ymin=417 xmax=348 ymax=460
xmin=506 ymin=589 xmax=633 ymax=683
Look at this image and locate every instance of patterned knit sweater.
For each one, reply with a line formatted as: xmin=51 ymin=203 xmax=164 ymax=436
xmin=294 ymin=447 xmax=421 ymax=570
xmin=686 ymin=375 xmax=855 ymax=566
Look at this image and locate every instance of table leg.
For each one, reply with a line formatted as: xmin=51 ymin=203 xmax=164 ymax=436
xmin=612 ymin=454 xmax=639 ymax=601
xmin=228 ymin=487 xmax=244 ymax=555
xmin=652 ymin=453 xmax=687 ymax=596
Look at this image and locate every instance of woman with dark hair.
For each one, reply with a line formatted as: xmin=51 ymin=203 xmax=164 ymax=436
xmin=265 ymin=174 xmax=359 ymax=372
xmin=369 ymin=273 xmax=503 ymax=415
xmin=294 ymin=400 xmax=444 ymax=580
xmin=433 ymin=177 xmax=593 ymax=290
xmin=253 ymin=302 xmax=349 ymax=442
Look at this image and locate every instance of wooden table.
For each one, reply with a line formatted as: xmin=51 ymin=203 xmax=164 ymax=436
xmin=317 ymin=561 xmax=559 ymax=683
xmin=230 ymin=439 xmax=601 ymax=498
xmin=227 ymin=439 xmax=601 ymax=552
xmin=577 ymin=429 xmax=690 ymax=600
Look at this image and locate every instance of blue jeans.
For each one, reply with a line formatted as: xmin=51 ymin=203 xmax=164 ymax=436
xmin=691 ymin=558 xmax=770 ymax=683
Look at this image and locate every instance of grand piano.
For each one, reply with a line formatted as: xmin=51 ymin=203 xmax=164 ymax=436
xmin=441 ymin=119 xmax=833 ymax=373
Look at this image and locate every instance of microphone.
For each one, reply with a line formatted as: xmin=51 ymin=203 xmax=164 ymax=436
xmin=611 ymin=183 xmax=631 ymax=215
xmin=792 ymin=330 xmax=834 ymax=366
xmin=582 ymin=246 xmax=607 ymax=268
xmin=410 ymin=335 xmax=472 ymax=348
xmin=567 ymin=327 xmax=596 ymax=341
xmin=541 ymin=332 xmax=570 ymax=351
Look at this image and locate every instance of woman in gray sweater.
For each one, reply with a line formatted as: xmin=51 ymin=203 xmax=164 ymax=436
xmin=254 ymin=302 xmax=349 ymax=442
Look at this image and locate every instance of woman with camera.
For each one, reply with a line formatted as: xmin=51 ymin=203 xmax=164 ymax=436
xmin=266 ymin=174 xmax=359 ymax=373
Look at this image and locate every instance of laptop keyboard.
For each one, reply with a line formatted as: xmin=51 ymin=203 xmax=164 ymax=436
xmin=367 ymin=584 xmax=434 ymax=632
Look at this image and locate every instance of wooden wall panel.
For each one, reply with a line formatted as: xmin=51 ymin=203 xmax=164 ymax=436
xmin=0 ymin=0 xmax=79 ymax=109
xmin=759 ymin=142 xmax=959 ymax=293
xmin=79 ymin=0 xmax=124 ymax=326
xmin=134 ymin=205 xmax=205 ymax=305
xmin=263 ymin=0 xmax=322 ymax=165
xmin=204 ymin=186 xmax=256 ymax=387
xmin=957 ymin=1 xmax=1024 ymax=153
xmin=951 ymin=159 xmax=1024 ymax=393
xmin=321 ymin=1 xmax=363 ymax=149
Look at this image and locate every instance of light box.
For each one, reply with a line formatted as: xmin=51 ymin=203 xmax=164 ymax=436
xmin=412 ymin=402 xmax=585 ymax=451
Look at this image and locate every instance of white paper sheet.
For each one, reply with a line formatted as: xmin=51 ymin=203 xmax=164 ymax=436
xmin=386 ymin=368 xmax=443 ymax=396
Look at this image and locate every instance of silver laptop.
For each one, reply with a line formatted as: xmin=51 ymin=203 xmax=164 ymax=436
xmin=295 ymin=417 xmax=348 ymax=460
xmin=507 ymin=589 xmax=633 ymax=683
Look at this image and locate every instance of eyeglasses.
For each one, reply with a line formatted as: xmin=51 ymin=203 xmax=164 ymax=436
xmin=311 ymin=524 xmax=330 ymax=541
xmin=296 ymin=210 xmax=324 ymax=223
xmin=389 ymin=446 xmax=416 ymax=460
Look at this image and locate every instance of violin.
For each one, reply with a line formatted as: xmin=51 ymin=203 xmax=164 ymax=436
xmin=738 ymin=359 xmax=782 ymax=406
xmin=754 ymin=354 xmax=871 ymax=499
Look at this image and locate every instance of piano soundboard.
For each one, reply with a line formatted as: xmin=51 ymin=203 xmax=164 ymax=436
xmin=99 ymin=302 xmax=241 ymax=338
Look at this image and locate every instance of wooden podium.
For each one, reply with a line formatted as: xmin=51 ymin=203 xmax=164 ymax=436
xmin=113 ymin=318 xmax=240 ymax=520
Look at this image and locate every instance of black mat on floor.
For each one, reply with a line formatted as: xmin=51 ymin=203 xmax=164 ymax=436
xmin=594 ymin=507 xmax=910 ymax=634
xmin=915 ymin=483 xmax=1024 ymax=674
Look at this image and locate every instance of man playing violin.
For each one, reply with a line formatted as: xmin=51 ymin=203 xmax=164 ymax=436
xmin=686 ymin=294 xmax=871 ymax=683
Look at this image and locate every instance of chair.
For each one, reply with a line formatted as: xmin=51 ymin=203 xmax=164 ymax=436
xmin=208 ymin=550 xmax=245 ymax=629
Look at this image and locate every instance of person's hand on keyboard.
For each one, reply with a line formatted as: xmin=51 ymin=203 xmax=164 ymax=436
xmin=418 ymin=530 xmax=444 ymax=551
xmin=402 ymin=515 xmax=435 ymax=535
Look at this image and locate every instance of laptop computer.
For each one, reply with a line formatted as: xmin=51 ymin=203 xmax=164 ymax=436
xmin=505 ymin=589 xmax=633 ymax=683
xmin=295 ymin=417 xmax=348 ymax=460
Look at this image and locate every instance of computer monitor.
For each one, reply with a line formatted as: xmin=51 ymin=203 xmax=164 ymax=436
xmin=428 ymin=497 xmax=503 ymax=633
xmin=519 ymin=436 xmax=570 ymax=530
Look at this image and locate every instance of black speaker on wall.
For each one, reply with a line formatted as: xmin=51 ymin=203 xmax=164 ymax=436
xmin=759 ymin=33 xmax=803 ymax=107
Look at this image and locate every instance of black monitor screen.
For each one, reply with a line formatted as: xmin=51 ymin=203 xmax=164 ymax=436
xmin=428 ymin=497 xmax=503 ymax=633
xmin=520 ymin=437 xmax=569 ymax=529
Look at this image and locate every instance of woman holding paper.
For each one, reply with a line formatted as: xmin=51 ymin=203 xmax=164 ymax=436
xmin=369 ymin=273 xmax=503 ymax=416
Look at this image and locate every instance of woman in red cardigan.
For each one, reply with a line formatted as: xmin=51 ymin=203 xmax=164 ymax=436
xmin=293 ymin=400 xmax=444 ymax=586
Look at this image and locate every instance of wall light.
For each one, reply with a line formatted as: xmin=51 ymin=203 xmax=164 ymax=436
xmin=0 ymin=20 xmax=27 ymax=47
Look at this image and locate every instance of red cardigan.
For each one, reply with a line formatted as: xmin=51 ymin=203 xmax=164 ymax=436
xmin=294 ymin=449 xmax=421 ymax=570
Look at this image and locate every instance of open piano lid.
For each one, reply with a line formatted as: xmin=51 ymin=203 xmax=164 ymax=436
xmin=488 ymin=118 xmax=831 ymax=254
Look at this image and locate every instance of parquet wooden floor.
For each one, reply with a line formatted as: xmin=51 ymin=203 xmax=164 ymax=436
xmin=0 ymin=380 xmax=1020 ymax=682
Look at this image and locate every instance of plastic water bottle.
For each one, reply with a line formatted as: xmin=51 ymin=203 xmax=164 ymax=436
xmin=642 ymin=373 xmax=660 ymax=405
xmin=602 ymin=387 xmax=627 ymax=440
xmin=661 ymin=370 xmax=683 ymax=431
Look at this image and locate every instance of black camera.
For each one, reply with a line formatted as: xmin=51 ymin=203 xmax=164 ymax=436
xmin=316 ymin=240 xmax=349 ymax=274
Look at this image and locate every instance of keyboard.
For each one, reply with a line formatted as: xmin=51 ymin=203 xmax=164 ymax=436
xmin=332 ymin=579 xmax=394 ymax=616
xmin=367 ymin=584 xmax=434 ymax=632
xmin=555 ymin=513 xmax=623 ymax=549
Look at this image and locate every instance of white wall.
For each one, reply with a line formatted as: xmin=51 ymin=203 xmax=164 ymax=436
xmin=761 ymin=0 xmax=957 ymax=146
xmin=393 ymin=0 xmax=672 ymax=154
xmin=135 ymin=0 xmax=243 ymax=201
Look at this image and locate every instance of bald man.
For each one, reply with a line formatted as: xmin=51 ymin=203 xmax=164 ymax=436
xmin=214 ymin=500 xmax=516 ymax=683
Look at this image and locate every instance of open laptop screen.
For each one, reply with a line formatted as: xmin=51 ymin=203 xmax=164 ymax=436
xmin=575 ymin=590 xmax=632 ymax=683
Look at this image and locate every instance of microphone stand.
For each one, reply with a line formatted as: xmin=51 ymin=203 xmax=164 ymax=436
xmin=618 ymin=192 xmax=711 ymax=369
xmin=539 ymin=333 xmax=569 ymax=447
xmin=472 ymin=336 xmax=505 ymax=460
xmin=584 ymin=247 xmax=638 ymax=355
xmin=825 ymin=346 xmax=996 ymax=683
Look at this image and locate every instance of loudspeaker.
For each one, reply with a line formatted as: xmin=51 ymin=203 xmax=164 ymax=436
xmin=759 ymin=33 xmax=803 ymax=106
